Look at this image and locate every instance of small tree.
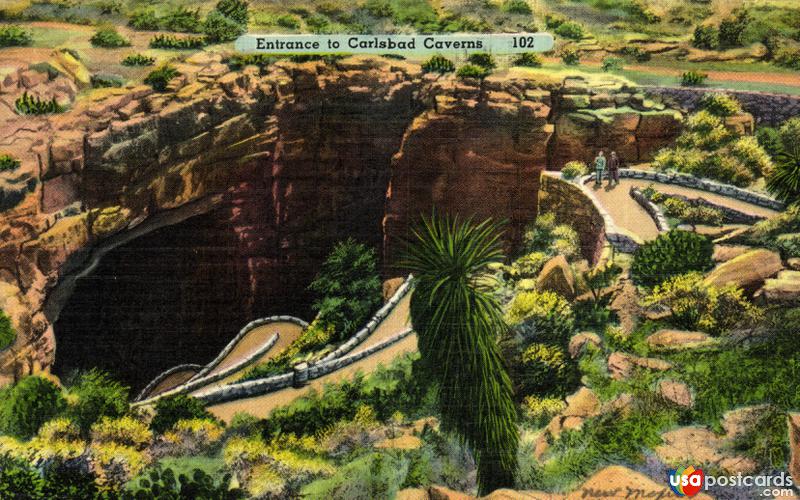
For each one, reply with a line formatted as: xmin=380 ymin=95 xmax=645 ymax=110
xmin=66 ymin=369 xmax=129 ymax=437
xmin=692 ymin=24 xmax=718 ymax=50
xmin=0 ymin=376 xmax=66 ymax=439
xmin=309 ymin=238 xmax=382 ymax=341
xmin=150 ymin=394 xmax=216 ymax=434
xmin=215 ymin=0 xmax=249 ymax=26
xmin=203 ymin=10 xmax=246 ymax=43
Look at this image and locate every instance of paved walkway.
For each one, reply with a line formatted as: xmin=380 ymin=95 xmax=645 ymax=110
xmin=206 ymin=294 xmax=412 ymax=422
xmin=590 ymin=178 xmax=778 ymax=241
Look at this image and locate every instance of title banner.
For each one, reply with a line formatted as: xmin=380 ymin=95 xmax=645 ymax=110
xmin=234 ymin=33 xmax=554 ymax=55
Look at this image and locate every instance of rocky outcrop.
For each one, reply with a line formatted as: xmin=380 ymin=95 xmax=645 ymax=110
xmin=703 ymin=248 xmax=783 ymax=294
xmin=607 ymin=352 xmax=673 ymax=380
xmin=646 ymin=329 xmax=715 ymax=352
xmin=0 ymin=54 xmax=685 ymax=382
xmin=657 ymin=426 xmax=757 ymax=474
xmin=758 ymin=270 xmax=800 ymax=304
xmin=656 ymin=379 xmax=694 ymax=408
xmin=536 ymin=255 xmax=575 ymax=299
xmin=568 ymin=332 xmax=601 ymax=358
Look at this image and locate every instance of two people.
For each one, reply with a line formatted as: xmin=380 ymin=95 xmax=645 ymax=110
xmin=594 ymin=150 xmax=620 ymax=186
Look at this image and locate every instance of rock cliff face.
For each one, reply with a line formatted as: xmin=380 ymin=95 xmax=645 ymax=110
xmin=0 ymin=54 xmax=683 ymax=383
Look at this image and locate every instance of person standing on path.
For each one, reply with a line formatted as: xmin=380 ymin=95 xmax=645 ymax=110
xmin=608 ymin=151 xmax=620 ymax=186
xmin=594 ymin=151 xmax=606 ymax=185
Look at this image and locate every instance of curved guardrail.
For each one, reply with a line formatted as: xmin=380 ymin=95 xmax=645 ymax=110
xmin=135 ymin=364 xmax=204 ymax=401
xmin=629 ymin=187 xmax=669 ymax=233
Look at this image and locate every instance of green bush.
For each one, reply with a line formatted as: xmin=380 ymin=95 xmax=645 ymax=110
xmin=774 ymin=46 xmax=800 ymax=70
xmin=215 ymin=0 xmax=249 ymax=26
xmin=0 ymin=455 xmax=43 ymax=498
xmin=699 ymin=93 xmax=741 ymax=116
xmin=90 ymin=73 xmax=124 ymax=88
xmin=545 ymin=13 xmax=566 ymax=29
xmin=521 ymin=212 xmax=580 ymax=259
xmin=149 ymin=34 xmax=206 ymax=49
xmin=362 ymin=0 xmax=393 ymax=18
xmin=150 ymin=395 xmax=216 ymax=434
xmin=0 ymin=310 xmax=15 ymax=352
xmin=554 ymin=21 xmax=585 ymax=40
xmin=505 ymin=290 xmax=575 ymax=347
xmin=121 ymin=53 xmax=156 ymax=66
xmin=276 ymin=14 xmax=301 ymax=29
xmin=300 ymin=452 xmax=407 ymax=499
xmin=517 ymin=343 xmax=577 ymax=397
xmin=467 ymin=52 xmax=496 ymax=70
xmin=561 ymin=161 xmax=587 ymax=180
xmin=692 ymin=24 xmax=718 ymax=50
xmin=15 ymin=92 xmax=64 ymax=115
xmin=512 ymin=52 xmax=543 ymax=67
xmin=756 ymin=126 xmax=782 ymax=160
xmin=560 ymin=47 xmax=580 ymax=65
xmin=601 ymin=56 xmax=624 ymax=72
xmin=522 ymin=395 xmax=566 ymax=427
xmin=0 ymin=25 xmax=32 ymax=47
xmin=203 ymin=10 xmax=246 ymax=43
xmin=681 ymin=70 xmax=708 ymax=86
xmin=128 ymin=9 xmax=160 ymax=31
xmin=502 ymin=0 xmax=532 ymax=15
xmin=0 ymin=154 xmax=20 ymax=173
xmin=642 ymin=272 xmax=761 ymax=335
xmin=90 ymin=27 xmax=130 ymax=48
xmin=508 ymin=252 xmax=550 ymax=281
xmin=65 ymin=369 xmax=129 ymax=437
xmin=309 ymin=238 xmax=381 ymax=341
xmin=682 ymin=205 xmax=724 ymax=226
xmin=226 ymin=53 xmax=278 ymax=72
xmin=162 ymin=7 xmax=202 ymax=33
xmin=630 ymin=230 xmax=714 ymax=287
xmin=456 ymin=64 xmax=490 ymax=79
xmin=0 ymin=376 xmax=66 ymax=439
xmin=766 ymin=117 xmax=800 ymax=205
xmin=41 ymin=461 xmax=99 ymax=499
xmin=123 ymin=465 xmax=244 ymax=499
xmin=718 ymin=10 xmax=750 ymax=48
xmin=620 ymin=45 xmax=651 ymax=62
xmin=421 ymin=55 xmax=455 ymax=73
xmin=144 ymin=65 xmax=180 ymax=91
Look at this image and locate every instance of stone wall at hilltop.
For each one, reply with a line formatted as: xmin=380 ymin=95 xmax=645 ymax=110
xmin=0 ymin=55 xmax=684 ymax=382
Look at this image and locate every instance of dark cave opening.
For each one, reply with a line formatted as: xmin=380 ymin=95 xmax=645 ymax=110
xmin=52 ymin=207 xmax=315 ymax=393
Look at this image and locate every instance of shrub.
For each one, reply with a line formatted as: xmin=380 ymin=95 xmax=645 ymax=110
xmin=561 ymin=161 xmax=587 ymax=180
xmin=545 ymin=13 xmax=566 ymax=29
xmin=91 ymin=416 xmax=152 ymax=450
xmin=363 ymin=0 xmax=393 ymax=18
xmin=555 ymin=21 xmax=584 ymax=40
xmin=121 ymin=53 xmax=155 ymax=66
xmin=601 ymin=56 xmax=624 ymax=72
xmin=150 ymin=395 xmax=215 ymax=434
xmin=518 ymin=343 xmax=576 ymax=397
xmin=642 ymin=272 xmax=761 ymax=335
xmin=203 ymin=10 xmax=246 ymax=43
xmin=718 ymin=10 xmax=750 ymax=48
xmin=729 ymin=136 xmax=774 ymax=178
xmin=662 ymin=197 xmax=690 ymax=217
xmin=521 ymin=212 xmax=579 ymax=259
xmin=90 ymin=73 xmax=124 ymax=88
xmin=620 ymin=45 xmax=651 ymax=62
xmin=0 ymin=310 xmax=16 ymax=350
xmin=766 ymin=117 xmax=800 ymax=205
xmin=65 ymin=370 xmax=129 ymax=437
xmin=41 ymin=461 xmax=100 ymax=499
xmin=502 ymin=0 xmax=531 ymax=15
xmin=144 ymin=65 xmax=180 ymax=92
xmin=215 ymin=0 xmax=249 ymax=26
xmin=123 ymin=465 xmax=244 ymax=499
xmin=0 ymin=455 xmax=43 ymax=498
xmin=276 ymin=14 xmax=301 ymax=29
xmin=299 ymin=452 xmax=406 ymax=499
xmin=421 ymin=55 xmax=455 ymax=73
xmin=162 ymin=7 xmax=202 ymax=33
xmin=681 ymin=70 xmax=708 ymax=86
xmin=692 ymin=24 xmax=718 ymax=50
xmin=774 ymin=46 xmax=800 ymax=70
xmin=560 ymin=47 xmax=580 ymax=65
xmin=630 ymin=230 xmax=714 ymax=287
xmin=149 ymin=34 xmax=206 ymax=49
xmin=732 ymin=405 xmax=788 ymax=469
xmin=509 ymin=252 xmax=549 ymax=281
xmin=0 ymin=25 xmax=32 ymax=47
xmin=522 ymin=395 xmax=566 ymax=427
xmin=456 ymin=64 xmax=490 ymax=79
xmin=467 ymin=52 xmax=496 ymax=70
xmin=37 ymin=417 xmax=81 ymax=443
xmin=309 ymin=238 xmax=381 ymax=341
xmin=0 ymin=376 xmax=66 ymax=439
xmin=682 ymin=205 xmax=724 ymax=226
xmin=162 ymin=418 xmax=225 ymax=454
xmin=128 ymin=9 xmax=159 ymax=31
xmin=90 ymin=27 xmax=130 ymax=48
xmin=512 ymin=52 xmax=542 ymax=67
xmin=15 ymin=92 xmax=64 ymax=115
xmin=699 ymin=93 xmax=741 ymax=117
xmin=505 ymin=290 xmax=575 ymax=346
xmin=756 ymin=126 xmax=782 ymax=160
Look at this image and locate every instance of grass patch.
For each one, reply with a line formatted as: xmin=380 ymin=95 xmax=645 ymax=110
xmin=149 ymin=34 xmax=206 ymax=50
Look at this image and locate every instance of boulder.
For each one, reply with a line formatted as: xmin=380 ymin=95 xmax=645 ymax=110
xmin=758 ymin=270 xmax=800 ymax=304
xmin=568 ymin=332 xmax=601 ymax=358
xmin=713 ymin=244 xmax=751 ymax=263
xmin=382 ymin=277 xmax=405 ymax=302
xmin=607 ymin=352 xmax=673 ymax=380
xmin=646 ymin=329 xmax=715 ymax=351
xmin=609 ymin=280 xmax=640 ymax=334
xmin=562 ymin=387 xmax=600 ymax=418
xmin=657 ymin=426 xmax=757 ymax=475
xmin=430 ymin=486 xmax=474 ymax=500
xmin=789 ymin=413 xmax=800 ymax=487
xmin=722 ymin=404 xmax=771 ymax=440
xmin=566 ymin=465 xmax=713 ymax=500
xmin=656 ymin=380 xmax=694 ymax=408
xmin=788 ymin=258 xmax=800 ymax=271
xmin=703 ymin=249 xmax=783 ymax=294
xmin=536 ymin=255 xmax=575 ymax=299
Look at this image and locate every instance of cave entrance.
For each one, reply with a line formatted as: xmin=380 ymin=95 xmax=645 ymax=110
xmin=51 ymin=206 xmax=314 ymax=393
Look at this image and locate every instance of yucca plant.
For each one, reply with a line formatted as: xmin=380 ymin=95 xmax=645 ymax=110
xmin=15 ymin=92 xmax=64 ymax=115
xmin=402 ymin=214 xmax=518 ymax=495
xmin=766 ymin=126 xmax=800 ymax=206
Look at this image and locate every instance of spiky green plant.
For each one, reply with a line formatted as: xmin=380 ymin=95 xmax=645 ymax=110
xmin=766 ymin=125 xmax=800 ymax=206
xmin=402 ymin=214 xmax=518 ymax=495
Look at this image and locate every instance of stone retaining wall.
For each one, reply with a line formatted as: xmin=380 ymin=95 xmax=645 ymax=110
xmin=619 ymin=169 xmax=783 ymax=211
xmin=641 ymin=86 xmax=800 ymax=126
xmin=630 ymin=187 xmax=669 ymax=233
